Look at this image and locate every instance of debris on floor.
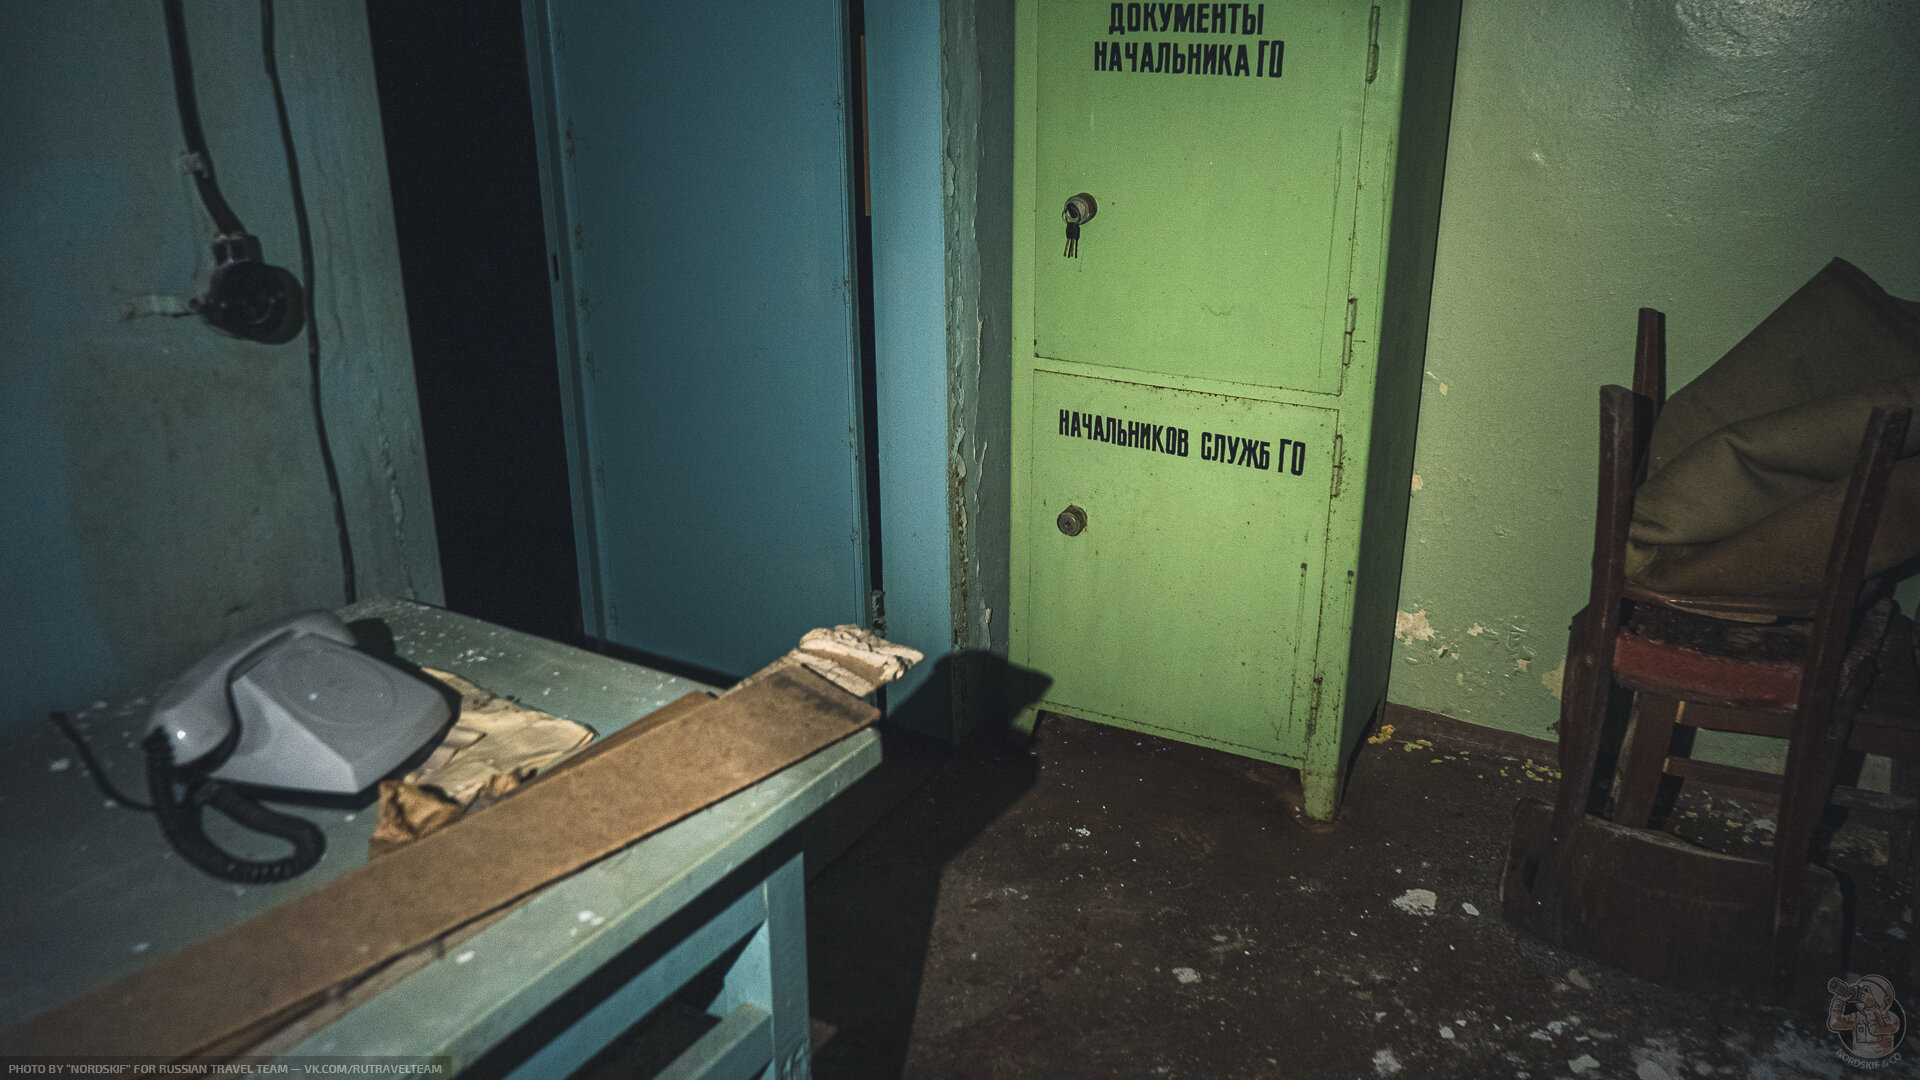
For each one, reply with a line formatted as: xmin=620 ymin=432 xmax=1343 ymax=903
xmin=805 ymin=714 xmax=1914 ymax=1079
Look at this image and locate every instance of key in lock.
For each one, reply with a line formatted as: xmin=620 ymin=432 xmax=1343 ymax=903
xmin=1062 ymin=193 xmax=1097 ymax=258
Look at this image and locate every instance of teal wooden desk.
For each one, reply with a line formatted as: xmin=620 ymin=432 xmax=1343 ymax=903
xmin=0 ymin=598 xmax=879 ymax=1079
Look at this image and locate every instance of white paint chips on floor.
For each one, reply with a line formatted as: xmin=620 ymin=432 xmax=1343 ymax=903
xmin=1390 ymin=888 xmax=1437 ymax=916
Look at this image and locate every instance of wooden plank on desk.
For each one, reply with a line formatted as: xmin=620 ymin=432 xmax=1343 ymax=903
xmin=288 ymin=731 xmax=878 ymax=1068
xmin=0 ymin=668 xmax=877 ymax=1061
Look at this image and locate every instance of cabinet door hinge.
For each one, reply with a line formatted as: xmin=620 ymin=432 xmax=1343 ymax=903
xmin=1330 ymin=433 xmax=1346 ymax=497
xmin=1340 ymin=297 xmax=1359 ymax=366
xmin=1366 ymin=6 xmax=1381 ymax=83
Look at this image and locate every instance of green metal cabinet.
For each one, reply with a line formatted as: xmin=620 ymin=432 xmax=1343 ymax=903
xmin=1012 ymin=0 xmax=1459 ymax=819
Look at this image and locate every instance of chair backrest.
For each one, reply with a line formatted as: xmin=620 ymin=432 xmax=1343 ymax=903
xmin=1633 ymin=307 xmax=1666 ymax=426
xmin=1553 ymin=383 xmax=1655 ymax=836
xmin=1796 ymin=405 xmax=1913 ymax=720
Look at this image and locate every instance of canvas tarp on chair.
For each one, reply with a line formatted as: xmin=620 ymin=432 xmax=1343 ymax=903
xmin=1627 ymin=258 xmax=1920 ymax=600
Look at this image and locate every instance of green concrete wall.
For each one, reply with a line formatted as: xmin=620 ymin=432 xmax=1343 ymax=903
xmin=1390 ymin=0 xmax=1920 ymax=768
xmin=0 ymin=3 xmax=439 ymax=732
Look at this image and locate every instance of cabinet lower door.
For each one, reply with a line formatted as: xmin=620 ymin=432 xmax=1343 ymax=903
xmin=1026 ymin=370 xmax=1337 ymax=762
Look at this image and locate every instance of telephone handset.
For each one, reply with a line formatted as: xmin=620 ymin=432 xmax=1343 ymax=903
xmin=143 ymin=612 xmax=452 ymax=883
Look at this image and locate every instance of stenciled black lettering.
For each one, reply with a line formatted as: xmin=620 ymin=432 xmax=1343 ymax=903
xmin=1255 ymin=3 xmax=1264 ymax=34
xmin=1291 ymin=440 xmax=1306 ymax=475
xmin=1195 ymin=4 xmax=1209 ymax=32
xmin=1269 ymin=39 xmax=1283 ymax=76
xmin=1234 ymin=43 xmax=1250 ymax=75
xmin=1254 ymin=441 xmax=1271 ymax=470
xmin=1173 ymin=3 xmax=1195 ymax=32
xmin=1157 ymin=42 xmax=1171 ymax=72
xmin=1175 ymin=428 xmax=1189 ymax=457
xmin=1228 ymin=3 xmax=1242 ymax=33
xmin=1109 ymin=3 xmax=1128 ymax=33
xmin=1060 ymin=409 xmax=1071 ymax=436
xmin=1124 ymin=41 xmax=1138 ymax=70
xmin=1127 ymin=2 xmax=1142 ymax=31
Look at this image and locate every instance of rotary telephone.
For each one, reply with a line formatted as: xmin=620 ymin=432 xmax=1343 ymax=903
xmin=142 ymin=612 xmax=451 ymax=883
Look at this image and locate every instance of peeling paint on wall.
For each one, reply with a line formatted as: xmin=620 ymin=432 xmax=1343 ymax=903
xmin=1540 ymin=660 xmax=1565 ymax=700
xmin=1387 ymin=0 xmax=1920 ymax=768
xmin=1410 ymin=473 xmax=1423 ymax=492
xmin=1395 ymin=609 xmax=1436 ymax=645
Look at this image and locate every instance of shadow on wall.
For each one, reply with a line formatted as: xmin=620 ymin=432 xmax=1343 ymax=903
xmin=806 ymin=651 xmax=1050 ymax=1079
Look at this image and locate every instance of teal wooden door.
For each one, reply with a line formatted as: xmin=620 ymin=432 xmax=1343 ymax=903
xmin=524 ymin=0 xmax=869 ymax=676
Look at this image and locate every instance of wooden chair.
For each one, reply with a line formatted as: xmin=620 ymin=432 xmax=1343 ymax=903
xmin=1568 ymin=309 xmax=1918 ymax=994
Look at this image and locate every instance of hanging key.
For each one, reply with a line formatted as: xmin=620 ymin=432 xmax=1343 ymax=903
xmin=1061 ymin=192 xmax=1097 ymax=259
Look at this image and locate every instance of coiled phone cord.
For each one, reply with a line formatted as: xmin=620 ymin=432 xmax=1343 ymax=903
xmin=142 ymin=728 xmax=326 ymax=884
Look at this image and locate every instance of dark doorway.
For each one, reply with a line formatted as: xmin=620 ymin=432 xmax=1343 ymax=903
xmin=364 ymin=0 xmax=582 ymax=643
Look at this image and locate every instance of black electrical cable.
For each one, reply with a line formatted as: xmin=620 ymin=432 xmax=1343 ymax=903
xmin=47 ymin=711 xmax=155 ymax=811
xmin=261 ymin=0 xmax=357 ymax=604
xmin=161 ymin=0 xmax=246 ymax=238
xmin=158 ymin=0 xmax=353 ymax=597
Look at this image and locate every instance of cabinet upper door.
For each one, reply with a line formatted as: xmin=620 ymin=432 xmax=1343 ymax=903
xmin=1033 ymin=1 xmax=1375 ymax=394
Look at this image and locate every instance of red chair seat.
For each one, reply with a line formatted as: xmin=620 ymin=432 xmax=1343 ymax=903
xmin=1613 ymin=629 xmax=1802 ymax=709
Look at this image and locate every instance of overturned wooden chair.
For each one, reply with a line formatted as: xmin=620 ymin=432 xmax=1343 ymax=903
xmin=1504 ymin=308 xmax=1916 ymax=999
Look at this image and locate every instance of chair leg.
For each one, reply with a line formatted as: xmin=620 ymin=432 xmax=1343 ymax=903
xmin=1893 ymin=754 xmax=1920 ymax=990
xmin=1614 ymin=694 xmax=1682 ymax=827
xmin=1771 ymin=713 xmax=1859 ymax=995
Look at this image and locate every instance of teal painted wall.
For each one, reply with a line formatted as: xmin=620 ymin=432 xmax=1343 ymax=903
xmin=0 ymin=3 xmax=439 ymax=732
xmin=1389 ymin=0 xmax=1920 ymax=768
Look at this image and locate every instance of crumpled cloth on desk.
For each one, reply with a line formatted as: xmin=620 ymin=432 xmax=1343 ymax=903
xmin=371 ymin=668 xmax=595 ymax=855
xmin=726 ymin=625 xmax=925 ymax=699
xmin=1627 ymin=258 xmax=1920 ymax=600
